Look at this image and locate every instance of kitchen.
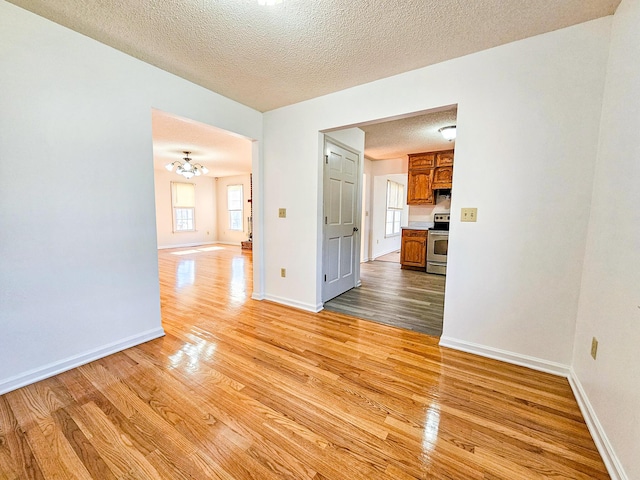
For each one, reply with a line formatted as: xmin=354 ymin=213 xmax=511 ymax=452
xmin=400 ymin=149 xmax=454 ymax=275
xmin=324 ymin=107 xmax=456 ymax=336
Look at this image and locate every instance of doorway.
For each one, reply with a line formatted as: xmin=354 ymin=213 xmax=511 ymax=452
xmin=322 ymin=105 xmax=457 ymax=336
xmin=150 ymin=108 xmax=255 ymax=310
xmin=322 ymin=138 xmax=362 ymax=302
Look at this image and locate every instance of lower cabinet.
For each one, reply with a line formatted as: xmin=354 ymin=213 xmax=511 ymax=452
xmin=400 ymin=229 xmax=428 ymax=270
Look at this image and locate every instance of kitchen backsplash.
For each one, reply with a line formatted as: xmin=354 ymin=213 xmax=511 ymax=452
xmin=408 ymin=192 xmax=451 ymax=223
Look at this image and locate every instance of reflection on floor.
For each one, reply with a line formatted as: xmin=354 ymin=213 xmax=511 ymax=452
xmin=323 ymin=260 xmax=445 ymax=336
xmin=0 ymin=245 xmax=609 ymax=480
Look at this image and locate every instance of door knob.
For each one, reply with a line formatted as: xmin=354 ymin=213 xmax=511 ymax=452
xmin=353 ymin=227 xmax=359 ymax=232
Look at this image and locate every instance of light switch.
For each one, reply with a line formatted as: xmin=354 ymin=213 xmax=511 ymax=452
xmin=278 ymin=208 xmax=286 ymax=218
xmin=461 ymin=208 xmax=478 ymax=222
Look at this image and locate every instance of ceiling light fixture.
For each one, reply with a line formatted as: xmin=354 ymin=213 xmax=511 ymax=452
xmin=438 ymin=125 xmax=457 ymax=141
xmin=257 ymin=0 xmax=283 ymax=5
xmin=165 ymin=151 xmax=209 ymax=179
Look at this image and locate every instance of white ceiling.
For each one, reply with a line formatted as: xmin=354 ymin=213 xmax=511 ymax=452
xmin=360 ymin=107 xmax=458 ymax=160
xmin=9 ymin=0 xmax=620 ymax=113
xmin=152 ymin=109 xmax=252 ymax=177
xmin=16 ymin=0 xmax=618 ymax=168
xmin=153 ymin=106 xmax=457 ymax=175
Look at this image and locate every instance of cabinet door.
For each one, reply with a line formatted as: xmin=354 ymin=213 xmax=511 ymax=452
xmin=407 ymin=170 xmax=434 ymax=205
xmin=432 ymin=166 xmax=453 ymax=189
xmin=436 ymin=150 xmax=454 ymax=167
xmin=400 ymin=232 xmax=427 ymax=267
xmin=409 ymin=153 xmax=436 ymax=169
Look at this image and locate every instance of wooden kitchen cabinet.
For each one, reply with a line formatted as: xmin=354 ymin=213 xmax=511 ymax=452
xmin=407 ymin=149 xmax=454 ymax=204
xmin=432 ymin=166 xmax=453 ymax=189
xmin=400 ymin=229 xmax=428 ymax=270
xmin=436 ymin=150 xmax=454 ymax=167
xmin=407 ymin=169 xmax=434 ymax=205
xmin=408 ymin=152 xmax=436 ymax=169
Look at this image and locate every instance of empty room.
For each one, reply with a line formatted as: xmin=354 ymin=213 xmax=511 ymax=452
xmin=1 ymin=0 xmax=638 ymax=479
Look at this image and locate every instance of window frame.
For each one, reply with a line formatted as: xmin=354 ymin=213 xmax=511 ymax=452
xmin=227 ymin=184 xmax=244 ymax=232
xmin=171 ymin=182 xmax=196 ymax=233
xmin=385 ymin=180 xmax=404 ymax=238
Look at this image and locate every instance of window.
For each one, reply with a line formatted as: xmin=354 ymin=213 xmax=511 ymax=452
xmin=171 ymin=182 xmax=195 ymax=232
xmin=227 ymin=184 xmax=243 ymax=231
xmin=385 ymin=180 xmax=404 ymax=237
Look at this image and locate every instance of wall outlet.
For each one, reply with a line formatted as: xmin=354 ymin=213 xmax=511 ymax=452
xmin=279 ymin=208 xmax=287 ymax=218
xmin=591 ymin=337 xmax=598 ymax=360
xmin=280 ymin=268 xmax=286 ymax=278
xmin=461 ymin=207 xmax=478 ymax=222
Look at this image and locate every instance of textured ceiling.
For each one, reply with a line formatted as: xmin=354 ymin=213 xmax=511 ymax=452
xmin=152 ymin=109 xmax=252 ymax=178
xmin=361 ymin=107 xmax=458 ymax=160
xmin=9 ymin=0 xmax=620 ymax=112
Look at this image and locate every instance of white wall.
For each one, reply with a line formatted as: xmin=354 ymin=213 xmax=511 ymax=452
xmin=361 ymin=159 xmax=373 ymax=262
xmin=572 ymin=0 xmax=640 ymax=478
xmin=408 ymin=193 xmax=452 ymax=224
xmin=371 ymin=173 xmax=408 ymax=259
xmin=154 ymin=170 xmax=217 ymax=248
xmin=0 ymin=2 xmax=262 ymax=393
xmin=263 ymin=18 xmax=611 ymax=366
xmin=368 ymin=158 xmax=409 ymax=259
xmin=371 ymin=157 xmax=408 ymax=177
xmin=216 ymin=174 xmax=252 ymax=245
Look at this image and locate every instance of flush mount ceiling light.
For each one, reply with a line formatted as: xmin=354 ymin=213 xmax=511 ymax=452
xmin=165 ymin=151 xmax=209 ymax=179
xmin=257 ymin=0 xmax=283 ymax=5
xmin=438 ymin=125 xmax=457 ymax=141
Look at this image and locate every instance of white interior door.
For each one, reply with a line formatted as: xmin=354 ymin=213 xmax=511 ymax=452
xmin=323 ymin=139 xmax=360 ymax=302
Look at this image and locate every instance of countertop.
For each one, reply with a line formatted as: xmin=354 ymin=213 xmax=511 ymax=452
xmin=402 ymin=222 xmax=434 ymax=231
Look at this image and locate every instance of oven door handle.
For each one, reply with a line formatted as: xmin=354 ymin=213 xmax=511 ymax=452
xmin=429 ymin=232 xmax=449 ymax=237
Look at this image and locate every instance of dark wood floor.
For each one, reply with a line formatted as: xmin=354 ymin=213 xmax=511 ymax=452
xmin=0 ymin=246 xmax=609 ymax=479
xmin=324 ymin=260 xmax=446 ymax=336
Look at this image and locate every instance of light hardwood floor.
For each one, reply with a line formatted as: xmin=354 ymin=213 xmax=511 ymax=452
xmin=0 ymin=246 xmax=609 ymax=479
xmin=324 ymin=260 xmax=445 ymax=336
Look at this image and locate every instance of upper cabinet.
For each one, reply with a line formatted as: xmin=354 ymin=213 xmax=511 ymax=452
xmin=407 ymin=149 xmax=454 ymax=205
xmin=407 ymin=169 xmax=434 ymax=205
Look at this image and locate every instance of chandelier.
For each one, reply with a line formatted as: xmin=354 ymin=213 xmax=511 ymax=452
xmin=165 ymin=151 xmax=209 ymax=179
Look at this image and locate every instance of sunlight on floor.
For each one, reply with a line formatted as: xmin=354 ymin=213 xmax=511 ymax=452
xmin=170 ymin=246 xmax=226 ymax=255
xmin=198 ymin=246 xmax=226 ymax=252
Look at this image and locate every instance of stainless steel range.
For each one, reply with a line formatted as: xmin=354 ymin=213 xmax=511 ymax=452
xmin=427 ymin=213 xmax=449 ymax=275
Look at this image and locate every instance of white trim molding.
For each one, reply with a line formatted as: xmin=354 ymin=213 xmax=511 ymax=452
xmin=439 ymin=336 xmax=570 ymax=377
xmin=568 ymin=369 xmax=628 ymax=480
xmin=261 ymin=294 xmax=323 ymax=313
xmin=157 ymin=241 xmax=218 ymax=250
xmin=0 ymin=328 xmax=165 ymax=395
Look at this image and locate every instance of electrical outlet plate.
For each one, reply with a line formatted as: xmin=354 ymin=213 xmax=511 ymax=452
xmin=461 ymin=207 xmax=478 ymax=222
xmin=278 ymin=208 xmax=286 ymax=218
xmin=280 ymin=268 xmax=286 ymax=278
xmin=591 ymin=337 xmax=598 ymax=360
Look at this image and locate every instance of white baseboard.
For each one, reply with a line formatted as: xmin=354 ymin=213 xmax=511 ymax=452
xmin=372 ymin=247 xmax=400 ymax=260
xmin=251 ymin=292 xmax=265 ymax=301
xmin=0 ymin=327 xmax=165 ymax=395
xmin=439 ymin=336 xmax=570 ymax=377
xmin=157 ymin=241 xmax=218 ymax=250
xmin=215 ymin=241 xmax=242 ymax=246
xmin=261 ymin=294 xmax=323 ymax=313
xmin=568 ymin=369 xmax=628 ymax=480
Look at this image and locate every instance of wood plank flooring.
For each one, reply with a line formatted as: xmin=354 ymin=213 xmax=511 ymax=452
xmin=0 ymin=245 xmax=609 ymax=479
xmin=324 ymin=260 xmax=445 ymax=336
